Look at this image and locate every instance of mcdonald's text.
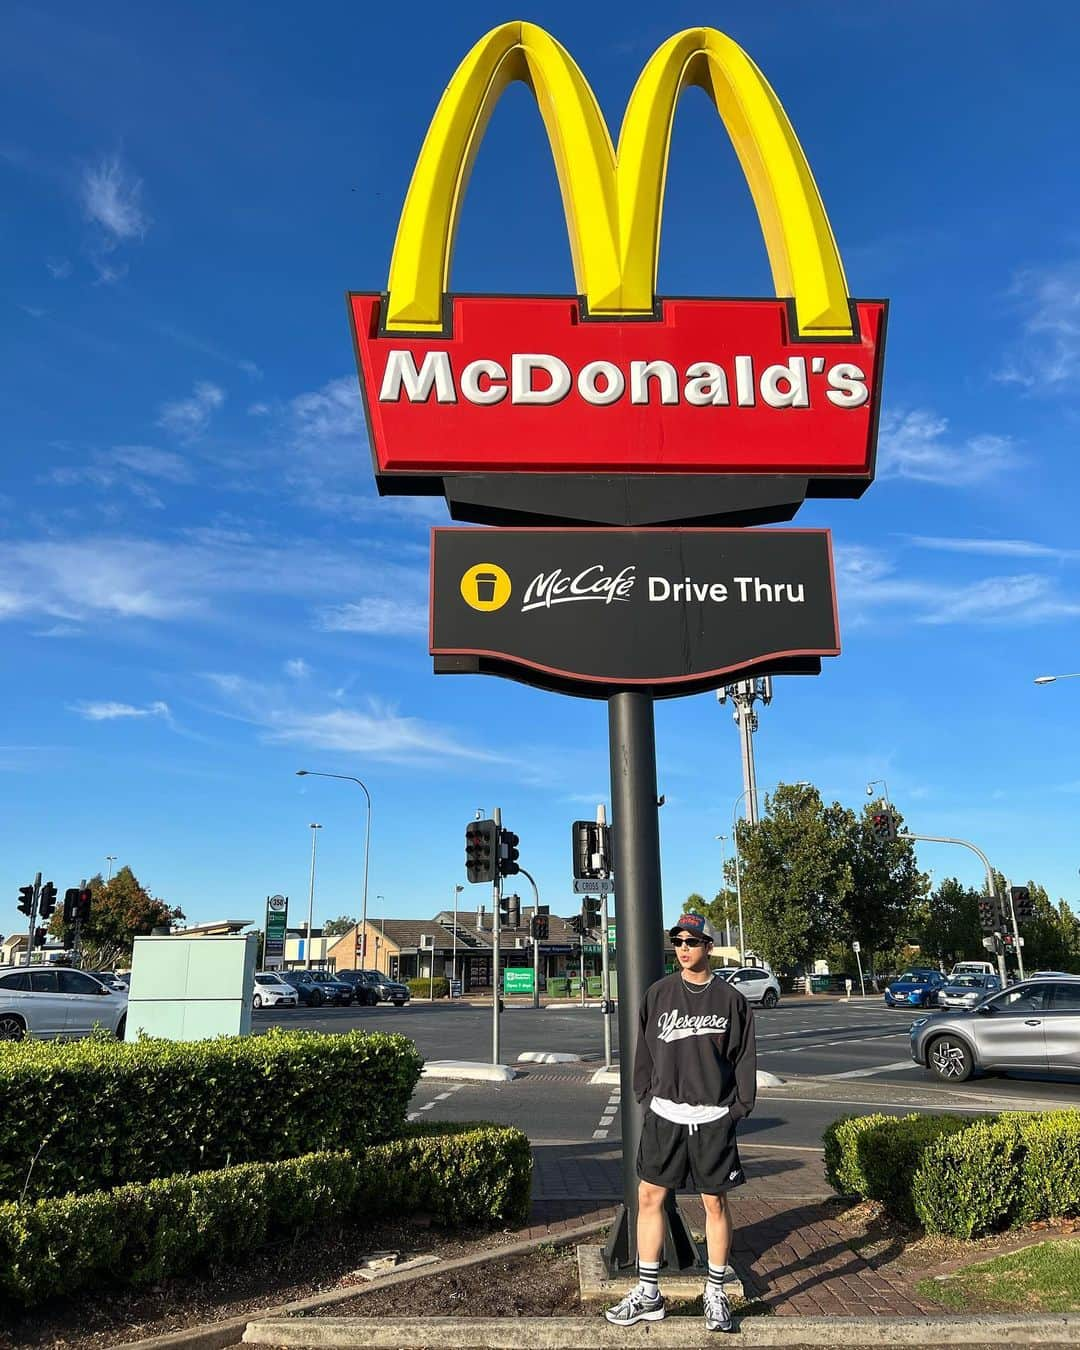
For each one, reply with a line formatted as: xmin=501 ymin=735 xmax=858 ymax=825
xmin=352 ymin=294 xmax=885 ymax=481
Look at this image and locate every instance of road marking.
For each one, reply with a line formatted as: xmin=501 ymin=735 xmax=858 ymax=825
xmin=594 ymin=1085 xmax=622 ymax=1140
xmin=824 ymin=1060 xmax=919 ymax=1079
xmin=759 ymin=1032 xmax=909 ymax=1054
xmin=739 ymin=1141 xmax=826 ymax=1153
xmin=406 ymin=1082 xmax=464 ymax=1122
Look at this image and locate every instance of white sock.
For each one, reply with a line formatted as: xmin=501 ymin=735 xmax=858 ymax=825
xmin=706 ymin=1261 xmax=728 ymax=1295
xmin=638 ymin=1258 xmax=660 ymax=1299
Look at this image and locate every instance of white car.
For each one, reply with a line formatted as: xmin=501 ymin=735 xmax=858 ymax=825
xmin=0 ymin=966 xmax=127 ymax=1041
xmin=721 ymin=965 xmax=780 ymax=1008
xmin=252 ymin=972 xmax=298 ymax=1009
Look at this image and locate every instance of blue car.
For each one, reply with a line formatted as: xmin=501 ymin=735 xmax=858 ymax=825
xmin=885 ymin=968 xmax=945 ymax=1009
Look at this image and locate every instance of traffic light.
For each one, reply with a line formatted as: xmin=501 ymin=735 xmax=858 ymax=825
xmin=977 ymin=895 xmax=998 ymax=933
xmin=1011 ymin=886 xmax=1034 ymax=922
xmin=62 ymin=888 xmax=79 ymax=926
xmin=531 ymin=911 xmax=549 ymax=941
xmin=465 ymin=820 xmax=498 ymax=884
xmin=572 ymin=821 xmax=611 ymax=879
xmin=1002 ymin=932 xmax=1016 ymax=949
xmin=582 ymin=896 xmax=601 ymax=928
xmin=75 ymin=887 xmax=92 ymax=925
xmin=38 ymin=882 xmax=57 ymax=920
xmin=568 ymin=913 xmax=584 ymax=936
xmin=499 ymin=893 xmax=521 ymax=928
xmin=499 ymin=829 xmax=520 ymax=878
xmin=870 ymin=811 xmax=896 ymax=842
xmin=33 ymin=927 xmax=46 ymax=949
xmin=17 ymin=884 xmax=34 ymax=917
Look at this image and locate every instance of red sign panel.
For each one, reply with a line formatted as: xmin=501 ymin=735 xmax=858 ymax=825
xmin=350 ymin=294 xmax=886 ymax=485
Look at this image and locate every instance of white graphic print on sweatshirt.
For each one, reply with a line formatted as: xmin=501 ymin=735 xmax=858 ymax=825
xmin=656 ymin=1010 xmax=730 ymax=1043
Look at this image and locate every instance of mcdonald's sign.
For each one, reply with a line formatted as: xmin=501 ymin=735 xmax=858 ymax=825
xmin=349 ymin=23 xmax=887 ymax=525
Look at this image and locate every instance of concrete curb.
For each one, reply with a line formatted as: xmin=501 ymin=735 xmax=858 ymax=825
xmin=242 ymin=1313 xmax=1080 ymax=1346
xmin=518 ymin=1052 xmax=581 ymax=1064
xmin=421 ymin=1060 xmax=517 ymax=1082
xmin=589 ymin=1067 xmax=620 ymax=1086
xmin=121 ymin=1222 xmax=612 ymax=1350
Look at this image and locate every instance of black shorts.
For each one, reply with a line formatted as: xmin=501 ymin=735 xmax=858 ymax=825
xmin=636 ymin=1110 xmax=745 ymax=1196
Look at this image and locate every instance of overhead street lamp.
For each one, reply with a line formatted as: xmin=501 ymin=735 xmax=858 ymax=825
xmin=105 ymin=856 xmax=117 ymax=882
xmin=451 ymin=882 xmax=465 ymax=983
xmin=305 ymin=824 xmax=323 ymax=970
xmin=866 ymin=779 xmax=892 ymax=809
xmin=296 ymin=770 xmax=372 ymax=969
xmin=1035 ymin=673 xmax=1080 ymax=685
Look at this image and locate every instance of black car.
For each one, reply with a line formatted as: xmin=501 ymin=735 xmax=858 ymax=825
xmin=279 ymin=970 xmax=353 ymax=1007
xmin=333 ymin=970 xmax=379 ymax=1006
xmin=358 ymin=970 xmax=410 ymax=1007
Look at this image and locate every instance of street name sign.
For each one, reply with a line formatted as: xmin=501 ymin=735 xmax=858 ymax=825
xmin=432 ymin=527 xmax=839 ymax=696
xmin=574 ymin=878 xmax=614 ymax=895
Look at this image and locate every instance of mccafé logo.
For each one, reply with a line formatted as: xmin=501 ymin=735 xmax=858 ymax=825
xmin=349 ymin=23 xmax=886 ymax=501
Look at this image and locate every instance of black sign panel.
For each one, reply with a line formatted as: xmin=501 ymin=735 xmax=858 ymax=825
xmin=431 ymin=527 xmax=839 ymax=698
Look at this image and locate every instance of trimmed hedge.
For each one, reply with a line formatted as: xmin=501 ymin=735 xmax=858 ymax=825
xmin=0 ymin=1123 xmax=531 ymax=1308
xmin=824 ymin=1112 xmax=970 ymax=1224
xmin=0 ymin=1028 xmax=422 ymax=1202
xmin=825 ymin=1109 xmax=1080 ymax=1238
xmin=406 ymin=977 xmax=450 ymax=999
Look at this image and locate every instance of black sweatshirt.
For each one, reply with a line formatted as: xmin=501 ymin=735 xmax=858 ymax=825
xmin=633 ymin=972 xmax=757 ymax=1120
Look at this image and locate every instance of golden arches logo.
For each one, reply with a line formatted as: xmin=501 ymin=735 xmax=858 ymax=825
xmin=385 ymin=22 xmax=852 ymax=338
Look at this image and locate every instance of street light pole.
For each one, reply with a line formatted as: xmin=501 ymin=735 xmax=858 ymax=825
xmin=714 ymin=834 xmax=730 ymax=949
xmin=451 ymin=883 xmax=464 ymax=986
xmin=105 ymin=856 xmax=117 ymax=882
xmin=305 ymin=824 xmax=322 ymax=969
xmin=295 ymin=770 xmax=372 ymax=969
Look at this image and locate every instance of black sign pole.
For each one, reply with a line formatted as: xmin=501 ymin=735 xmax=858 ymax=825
xmin=603 ymin=691 xmax=699 ymax=1276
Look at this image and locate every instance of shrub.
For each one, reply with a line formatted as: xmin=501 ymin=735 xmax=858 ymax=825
xmin=1010 ymin=1111 xmax=1080 ymax=1226
xmin=859 ymin=1113 xmax=971 ymax=1224
xmin=823 ymin=1114 xmax=890 ymax=1197
xmin=0 ymin=1029 xmax=422 ymax=1202
xmin=0 ymin=1125 xmax=531 ymax=1308
xmin=912 ymin=1116 xmax=1023 ymax=1237
xmin=406 ymin=977 xmax=450 ymax=999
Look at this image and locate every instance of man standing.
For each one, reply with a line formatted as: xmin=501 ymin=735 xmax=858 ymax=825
xmin=605 ymin=913 xmax=756 ymax=1334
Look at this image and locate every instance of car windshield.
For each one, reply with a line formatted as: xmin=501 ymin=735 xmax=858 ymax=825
xmin=255 ymin=974 xmax=281 ymax=985
xmin=950 ymin=976 xmax=981 ymax=988
xmin=897 ymin=971 xmax=931 ymax=982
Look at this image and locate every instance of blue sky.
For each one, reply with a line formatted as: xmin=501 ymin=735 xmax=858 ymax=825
xmin=3 ymin=1 xmax=1080 ymax=939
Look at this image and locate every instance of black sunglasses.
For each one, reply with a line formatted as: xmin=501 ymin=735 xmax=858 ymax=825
xmin=672 ymin=936 xmax=705 ymax=948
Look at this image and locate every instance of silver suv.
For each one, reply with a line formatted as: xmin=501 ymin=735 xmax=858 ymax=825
xmin=0 ymin=966 xmax=127 ymax=1041
xmin=910 ymin=976 xmax=1080 ymax=1082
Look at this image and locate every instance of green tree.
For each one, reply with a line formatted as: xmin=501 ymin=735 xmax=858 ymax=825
xmin=684 ymin=889 xmax=739 ymax=954
xmin=913 ymin=877 xmax=983 ymax=966
xmin=48 ymin=866 xmax=183 ymax=959
xmin=736 ymin=783 xmax=853 ymax=971
xmin=1016 ymin=883 xmax=1080 ymax=972
xmin=842 ymin=803 xmax=928 ymax=967
xmin=323 ymin=915 xmax=357 ymax=937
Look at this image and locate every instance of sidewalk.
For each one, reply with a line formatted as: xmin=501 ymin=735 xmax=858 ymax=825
xmin=525 ymin=1140 xmax=938 ymax=1316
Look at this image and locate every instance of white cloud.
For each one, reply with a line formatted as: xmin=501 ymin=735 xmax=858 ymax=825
xmin=289 ymin=377 xmax=364 ymax=447
xmin=157 ymin=382 xmax=225 ymax=440
xmin=203 ymin=674 xmax=500 ymax=764
xmin=317 ymin=597 xmax=427 ymax=637
xmin=71 ymin=699 xmax=171 ymax=722
xmin=836 ymin=543 xmax=1080 ymax=627
xmin=906 ymin=535 xmax=1078 ymax=561
xmin=284 ymin=658 xmax=311 ymax=679
xmin=0 ymin=531 xmax=427 ymax=629
xmin=45 ymin=257 xmax=72 ymax=280
xmin=996 ymin=262 xmax=1080 ymax=391
xmin=878 ymin=409 xmax=1019 ymax=486
xmin=80 ymin=154 xmax=148 ymax=241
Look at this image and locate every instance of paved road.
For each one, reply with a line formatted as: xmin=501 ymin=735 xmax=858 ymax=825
xmin=258 ymin=996 xmax=1080 ymax=1150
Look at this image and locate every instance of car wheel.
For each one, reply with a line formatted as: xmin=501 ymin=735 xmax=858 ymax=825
xmin=253 ymin=994 xmax=263 ymax=1009
xmin=114 ymin=1016 xmax=126 ymax=1041
xmin=393 ymin=999 xmax=405 ymax=1007
xmin=761 ymin=988 xmax=779 ymax=1009
xmin=0 ymin=1015 xmax=26 ymax=1042
xmin=928 ymin=1035 xmax=974 ymax=1082
xmin=310 ymin=990 xmax=324 ymax=1007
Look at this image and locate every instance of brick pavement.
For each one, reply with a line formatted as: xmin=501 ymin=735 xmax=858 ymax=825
xmin=526 ymin=1140 xmax=938 ymax=1317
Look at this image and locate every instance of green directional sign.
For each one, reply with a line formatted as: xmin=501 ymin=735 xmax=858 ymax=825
xmin=607 ymin=923 xmax=616 ymax=945
xmin=265 ymin=894 xmax=288 ymax=967
xmin=503 ymin=968 xmax=535 ymax=995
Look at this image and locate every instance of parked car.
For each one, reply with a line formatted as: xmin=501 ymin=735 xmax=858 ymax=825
xmin=885 ymin=968 xmax=946 ymax=1009
xmin=0 ymin=967 xmax=127 ymax=1042
xmin=948 ymin=961 xmax=996 ymax=979
xmin=358 ymin=970 xmax=411 ymax=1006
xmin=90 ymin=970 xmax=129 ymax=993
xmin=278 ymin=970 xmax=327 ymax=1006
xmin=936 ymin=972 xmax=1001 ymax=1009
xmin=283 ymin=970 xmax=354 ymax=1006
xmin=252 ymin=972 xmax=299 ymax=1009
xmin=911 ymin=976 xmax=1080 ymax=1082
xmin=720 ymin=965 xmax=780 ymax=1008
xmin=332 ymin=970 xmax=379 ymax=1006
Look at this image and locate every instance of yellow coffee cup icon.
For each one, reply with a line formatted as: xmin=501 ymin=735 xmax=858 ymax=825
xmin=461 ymin=562 xmax=511 ymax=612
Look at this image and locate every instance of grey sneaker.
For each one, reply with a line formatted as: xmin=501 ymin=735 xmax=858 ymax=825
xmin=704 ymin=1284 xmax=734 ymax=1333
xmin=604 ymin=1287 xmax=666 ymax=1325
